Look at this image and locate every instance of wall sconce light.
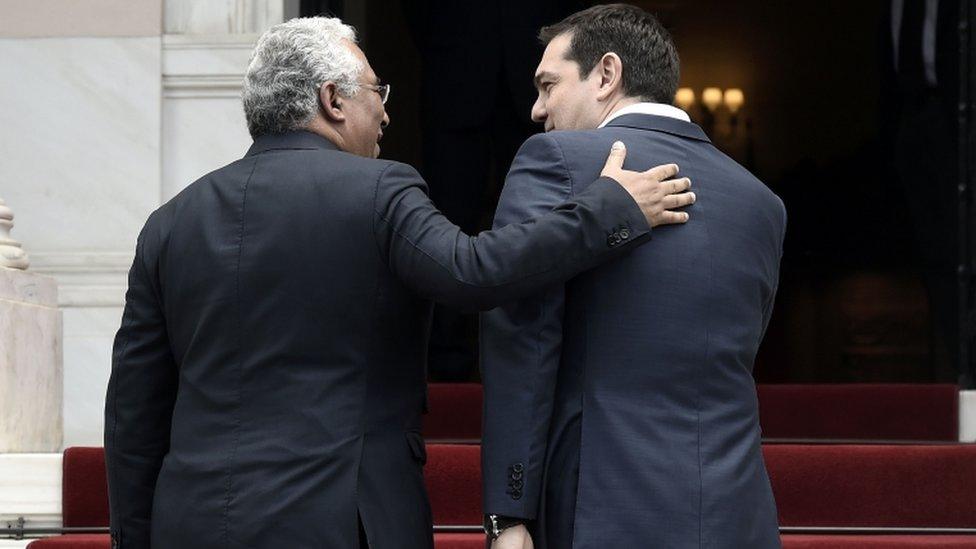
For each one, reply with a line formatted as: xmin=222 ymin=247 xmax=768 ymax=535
xmin=672 ymin=87 xmax=751 ymax=167
xmin=724 ymin=88 xmax=745 ymax=114
xmin=674 ymin=86 xmax=754 ymax=168
xmin=701 ymin=87 xmax=723 ymax=112
xmin=673 ymin=86 xmax=748 ymax=139
xmin=674 ymin=87 xmax=695 ymax=110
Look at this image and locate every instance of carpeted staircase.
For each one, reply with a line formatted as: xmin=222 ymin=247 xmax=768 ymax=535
xmin=27 ymin=383 xmax=976 ymax=548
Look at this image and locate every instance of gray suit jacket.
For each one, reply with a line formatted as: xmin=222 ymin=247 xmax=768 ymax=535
xmin=481 ymin=115 xmax=786 ymax=548
xmin=104 ymin=131 xmax=653 ymax=549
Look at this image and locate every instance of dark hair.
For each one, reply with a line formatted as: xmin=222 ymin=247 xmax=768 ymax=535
xmin=539 ymin=3 xmax=679 ymax=103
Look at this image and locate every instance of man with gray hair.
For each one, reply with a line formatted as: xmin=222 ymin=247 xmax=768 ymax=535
xmin=104 ymin=16 xmax=694 ymax=549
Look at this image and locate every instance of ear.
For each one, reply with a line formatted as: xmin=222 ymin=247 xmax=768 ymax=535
xmin=319 ymin=82 xmax=346 ymax=123
xmin=596 ymin=52 xmax=624 ymax=101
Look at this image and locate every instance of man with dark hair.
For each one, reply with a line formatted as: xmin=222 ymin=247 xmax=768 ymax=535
xmin=481 ymin=4 xmax=784 ymax=548
xmin=538 ymin=3 xmax=679 ymax=104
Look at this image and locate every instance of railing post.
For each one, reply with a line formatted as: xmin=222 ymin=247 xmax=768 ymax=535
xmin=0 ymin=197 xmax=29 ymax=270
xmin=0 ymin=196 xmax=62 ymax=453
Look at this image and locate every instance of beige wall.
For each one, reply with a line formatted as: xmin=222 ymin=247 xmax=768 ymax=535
xmin=0 ymin=0 xmax=162 ymax=37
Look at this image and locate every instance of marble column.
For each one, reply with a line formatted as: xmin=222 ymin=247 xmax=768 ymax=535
xmin=0 ymin=198 xmax=62 ymax=453
xmin=0 ymin=0 xmax=283 ymax=449
xmin=0 ymin=0 xmax=163 ymax=448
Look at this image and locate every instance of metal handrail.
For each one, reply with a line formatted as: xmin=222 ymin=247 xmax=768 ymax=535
xmin=3 ymin=517 xmax=110 ymax=540
xmin=433 ymin=525 xmax=482 ymax=532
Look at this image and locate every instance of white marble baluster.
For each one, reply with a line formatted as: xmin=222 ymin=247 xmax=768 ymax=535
xmin=0 ymin=197 xmax=29 ymax=270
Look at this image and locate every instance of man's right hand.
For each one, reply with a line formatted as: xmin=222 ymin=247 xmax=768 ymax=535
xmin=491 ymin=524 xmax=534 ymax=549
xmin=600 ymin=140 xmax=695 ymax=227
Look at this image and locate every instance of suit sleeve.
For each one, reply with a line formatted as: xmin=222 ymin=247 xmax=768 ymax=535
xmin=372 ymin=133 xmax=651 ymax=312
xmin=104 ymin=221 xmax=178 ymax=549
xmin=479 ymin=134 xmax=572 ymax=519
xmin=760 ymin=200 xmax=787 ymax=340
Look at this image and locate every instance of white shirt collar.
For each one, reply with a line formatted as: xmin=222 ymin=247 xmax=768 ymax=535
xmin=598 ymin=102 xmax=691 ymax=128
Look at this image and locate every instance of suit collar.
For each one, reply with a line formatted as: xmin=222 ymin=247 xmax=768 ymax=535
xmin=599 ymin=102 xmax=691 ymax=127
xmin=246 ymin=130 xmax=340 ymax=156
xmin=604 ymin=113 xmax=711 ymax=143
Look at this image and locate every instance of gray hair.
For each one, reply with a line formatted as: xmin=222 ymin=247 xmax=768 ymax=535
xmin=242 ymin=17 xmax=363 ymax=138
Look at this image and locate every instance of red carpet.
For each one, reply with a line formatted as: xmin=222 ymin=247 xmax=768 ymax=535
xmin=765 ymin=444 xmax=976 ymax=527
xmin=424 ymin=383 xmax=483 ymax=441
xmin=757 ymin=383 xmax=959 ymax=440
xmin=426 ymin=443 xmax=482 ymax=525
xmin=29 ymin=436 xmax=976 ymax=547
xmin=434 ymin=533 xmax=483 ymax=548
xmin=780 ymin=535 xmax=976 ymax=548
xmin=61 ymin=447 xmax=109 ymax=529
xmin=27 ymin=535 xmax=108 ymax=549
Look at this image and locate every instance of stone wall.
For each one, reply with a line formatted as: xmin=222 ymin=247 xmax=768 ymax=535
xmin=0 ymin=0 xmax=284 ymax=447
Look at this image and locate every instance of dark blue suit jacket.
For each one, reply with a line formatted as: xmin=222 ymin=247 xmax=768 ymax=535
xmin=481 ymin=114 xmax=786 ymax=548
xmin=103 ymin=131 xmax=654 ymax=549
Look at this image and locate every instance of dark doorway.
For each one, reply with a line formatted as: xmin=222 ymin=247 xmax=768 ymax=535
xmin=300 ymin=0 xmax=976 ymax=386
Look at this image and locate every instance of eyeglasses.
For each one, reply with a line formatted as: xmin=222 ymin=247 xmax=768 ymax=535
xmin=360 ymin=83 xmax=390 ymax=105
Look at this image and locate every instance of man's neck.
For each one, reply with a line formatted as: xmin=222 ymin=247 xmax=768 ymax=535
xmin=305 ymin=118 xmax=346 ymax=152
xmin=597 ymin=96 xmax=642 ymax=127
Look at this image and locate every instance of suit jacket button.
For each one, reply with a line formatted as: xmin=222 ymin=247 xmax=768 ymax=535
xmin=511 ymin=479 xmax=524 ymax=490
xmin=511 ymin=489 xmax=522 ymax=500
xmin=620 ymin=228 xmax=630 ymax=239
xmin=512 ymin=470 xmax=523 ymax=480
xmin=512 ymin=462 xmax=524 ymax=473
